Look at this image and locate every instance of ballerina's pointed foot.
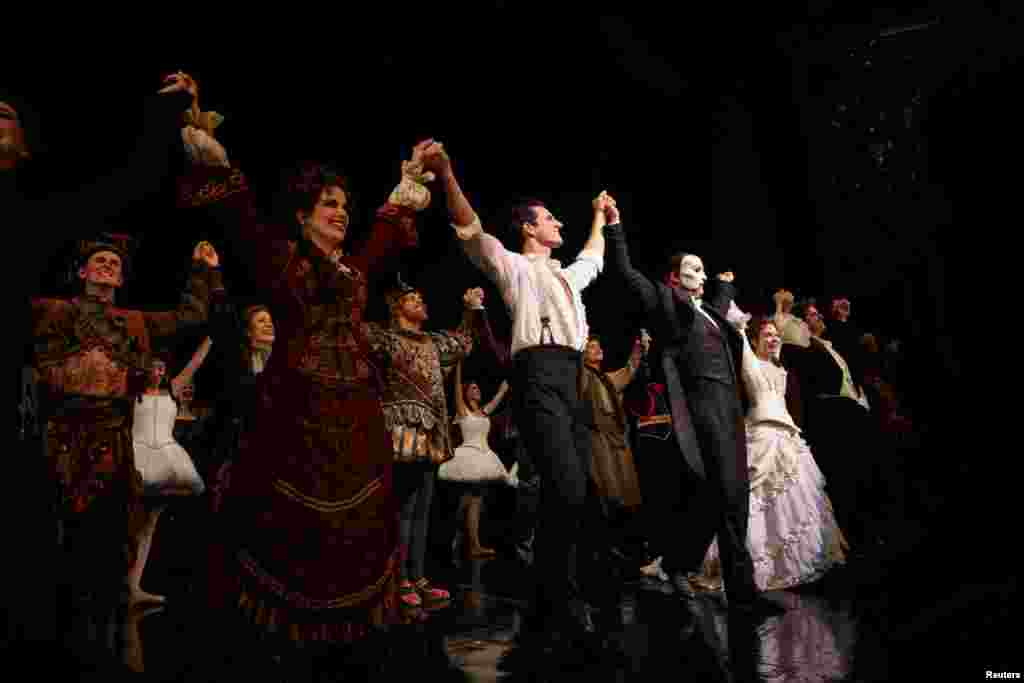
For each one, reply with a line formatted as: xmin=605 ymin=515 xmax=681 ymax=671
xmin=128 ymin=589 xmax=167 ymax=606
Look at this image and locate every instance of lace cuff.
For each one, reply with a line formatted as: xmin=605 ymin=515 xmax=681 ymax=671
xmin=388 ymin=168 xmax=432 ymax=212
xmin=182 ymin=126 xmax=230 ymax=168
xmin=452 ymin=213 xmax=483 ymax=241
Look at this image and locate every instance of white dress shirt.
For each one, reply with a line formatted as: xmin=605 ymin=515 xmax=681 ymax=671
xmin=453 ymin=214 xmax=603 ymax=357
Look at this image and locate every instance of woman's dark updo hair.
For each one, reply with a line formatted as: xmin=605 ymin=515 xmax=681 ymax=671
xmin=277 ymin=162 xmax=355 ymax=240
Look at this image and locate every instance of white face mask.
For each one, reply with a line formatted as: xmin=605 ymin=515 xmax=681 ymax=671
xmin=678 ymin=255 xmax=707 ymax=292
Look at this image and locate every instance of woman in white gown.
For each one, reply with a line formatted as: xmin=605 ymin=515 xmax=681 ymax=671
xmin=439 ymin=360 xmax=515 ymax=558
xmin=128 ymin=339 xmax=210 ymax=604
xmin=695 ymin=304 xmax=848 ymax=593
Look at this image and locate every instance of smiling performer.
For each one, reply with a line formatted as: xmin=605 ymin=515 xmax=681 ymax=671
xmin=695 ymin=307 xmax=848 ymax=592
xmin=31 ymin=235 xmax=223 ymax=603
xmin=177 ymin=73 xmax=444 ymax=648
xmin=604 ymin=220 xmax=785 ymax=617
xmin=425 ymin=145 xmax=615 ymax=651
xmin=371 ymin=282 xmax=486 ymax=611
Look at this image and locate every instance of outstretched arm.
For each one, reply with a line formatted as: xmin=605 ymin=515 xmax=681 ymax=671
xmin=602 ymin=214 xmax=659 ymax=317
xmin=144 ymin=241 xmax=227 ymax=340
xmin=356 ymin=139 xmax=442 ymax=275
xmin=482 ymin=380 xmax=510 ymax=416
xmin=425 ymin=149 xmax=518 ymax=294
xmin=706 ymin=271 xmax=736 ymax=316
xmin=453 ymin=360 xmax=468 ymax=418
xmin=606 ymin=334 xmax=647 ymax=393
xmin=171 ymin=336 xmax=213 ymax=398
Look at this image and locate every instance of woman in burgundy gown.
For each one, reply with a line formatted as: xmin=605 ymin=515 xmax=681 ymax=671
xmin=177 ymin=78 xmax=443 ymax=647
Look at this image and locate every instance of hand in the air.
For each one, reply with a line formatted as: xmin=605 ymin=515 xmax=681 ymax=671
xmin=159 ymin=71 xmax=198 ymax=98
xmin=717 ymin=271 xmax=735 ymax=283
xmin=463 ymin=287 xmax=485 ymax=309
xmin=193 ymin=241 xmax=219 ymax=268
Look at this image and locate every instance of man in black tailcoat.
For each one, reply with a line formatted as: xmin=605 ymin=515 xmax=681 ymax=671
xmin=605 ymin=218 xmax=782 ymax=616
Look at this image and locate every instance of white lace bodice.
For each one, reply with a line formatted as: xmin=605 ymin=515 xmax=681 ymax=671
xmin=455 ymin=413 xmax=492 ymax=451
xmin=740 ymin=338 xmax=799 ymax=431
xmin=132 ymin=393 xmax=179 ymax=448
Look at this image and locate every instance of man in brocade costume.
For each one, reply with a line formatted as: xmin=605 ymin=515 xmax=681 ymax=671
xmin=374 ymin=282 xmax=495 ymax=610
xmin=30 ymin=234 xmax=223 ymax=605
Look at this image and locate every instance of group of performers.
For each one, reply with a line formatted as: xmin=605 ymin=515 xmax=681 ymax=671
xmin=6 ymin=70 xmax=890 ymax=668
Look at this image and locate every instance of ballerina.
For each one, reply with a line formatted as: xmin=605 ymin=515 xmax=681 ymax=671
xmin=441 ymin=359 xmax=514 ymax=559
xmin=129 ymin=336 xmax=210 ymax=604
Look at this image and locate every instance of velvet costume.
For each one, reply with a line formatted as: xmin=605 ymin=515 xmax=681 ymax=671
xmin=30 ymin=262 xmax=223 ymax=587
xmin=178 ymin=163 xmax=426 ymax=644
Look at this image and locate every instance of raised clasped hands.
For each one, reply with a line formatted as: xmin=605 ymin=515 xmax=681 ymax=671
xmin=406 ymin=138 xmax=446 ymax=182
xmin=421 ymin=140 xmax=452 ymax=177
xmin=463 ymin=287 xmax=485 ymax=309
xmin=774 ymin=289 xmax=795 ymax=308
xmin=193 ymin=241 xmax=219 ymax=269
xmin=717 ymin=271 xmax=735 ymax=283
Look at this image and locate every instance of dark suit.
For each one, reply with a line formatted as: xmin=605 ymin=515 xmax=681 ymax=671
xmin=781 ymin=337 xmax=877 ymax=545
xmin=605 ymin=224 xmax=757 ymax=603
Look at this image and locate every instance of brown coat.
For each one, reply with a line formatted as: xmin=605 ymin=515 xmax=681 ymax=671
xmin=581 ymin=362 xmax=643 ymax=508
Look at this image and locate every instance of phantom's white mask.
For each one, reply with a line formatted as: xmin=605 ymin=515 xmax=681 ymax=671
xmin=678 ymin=254 xmax=707 ymax=292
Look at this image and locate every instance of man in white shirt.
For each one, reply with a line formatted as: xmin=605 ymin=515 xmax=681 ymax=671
xmin=424 ymin=147 xmax=614 ymax=650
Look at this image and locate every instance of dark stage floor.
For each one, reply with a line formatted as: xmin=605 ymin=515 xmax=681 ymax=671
xmin=8 ymin=498 xmax=1019 ymax=682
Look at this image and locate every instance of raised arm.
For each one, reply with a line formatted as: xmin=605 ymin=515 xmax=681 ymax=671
xmin=453 ymin=359 xmax=468 ymax=418
xmin=174 ymin=74 xmax=296 ymax=289
xmin=143 ymin=241 xmax=227 ymax=340
xmin=601 ymin=216 xmax=659 ymax=317
xmin=171 ymin=336 xmax=213 ymax=398
xmin=606 ymin=333 xmax=647 ymax=393
xmin=706 ymin=271 xmax=737 ymax=317
xmin=355 ymin=139 xmax=440 ymax=275
xmin=482 ymin=380 xmax=510 ymax=416
xmin=425 ymin=149 xmax=519 ymax=295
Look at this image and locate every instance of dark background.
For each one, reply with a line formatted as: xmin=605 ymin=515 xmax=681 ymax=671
xmin=11 ymin=5 xmax=1018 ymax=499
xmin=8 ymin=5 xmax=1022 ymax=669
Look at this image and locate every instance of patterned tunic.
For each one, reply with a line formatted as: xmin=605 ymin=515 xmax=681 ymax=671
xmin=373 ymin=319 xmax=477 ymax=465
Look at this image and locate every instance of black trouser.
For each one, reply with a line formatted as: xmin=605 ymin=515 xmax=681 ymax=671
xmin=805 ymin=397 xmax=878 ymax=547
xmin=680 ymin=380 xmax=757 ymax=602
xmin=512 ymin=347 xmax=603 ymax=627
xmin=640 ymin=380 xmax=756 ymax=602
xmin=631 ymin=430 xmax=695 ymax=565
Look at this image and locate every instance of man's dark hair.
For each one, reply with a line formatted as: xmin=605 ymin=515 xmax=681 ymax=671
xmin=507 ymin=199 xmax=546 ymax=243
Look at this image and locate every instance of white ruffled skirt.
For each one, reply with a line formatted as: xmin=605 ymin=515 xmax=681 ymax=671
xmin=134 ymin=441 xmax=205 ymax=496
xmin=438 ymin=444 xmax=511 ymax=484
xmin=700 ymin=423 xmax=847 ymax=591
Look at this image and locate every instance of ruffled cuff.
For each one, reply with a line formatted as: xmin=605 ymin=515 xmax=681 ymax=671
xmin=181 ymin=126 xmax=230 ymax=168
xmin=452 ymin=213 xmax=483 ymax=241
xmin=385 ymin=174 xmax=430 ymax=210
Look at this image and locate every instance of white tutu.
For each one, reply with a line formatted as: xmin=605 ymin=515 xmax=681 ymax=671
xmin=133 ymin=394 xmax=205 ymax=496
xmin=439 ymin=414 xmax=511 ymax=484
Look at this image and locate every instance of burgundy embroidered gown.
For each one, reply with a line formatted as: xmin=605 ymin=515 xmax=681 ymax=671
xmin=179 ymin=166 xmax=422 ymax=644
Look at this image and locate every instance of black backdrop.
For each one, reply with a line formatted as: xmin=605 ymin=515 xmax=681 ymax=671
xmin=11 ymin=5 xmax=1020 ymax=420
